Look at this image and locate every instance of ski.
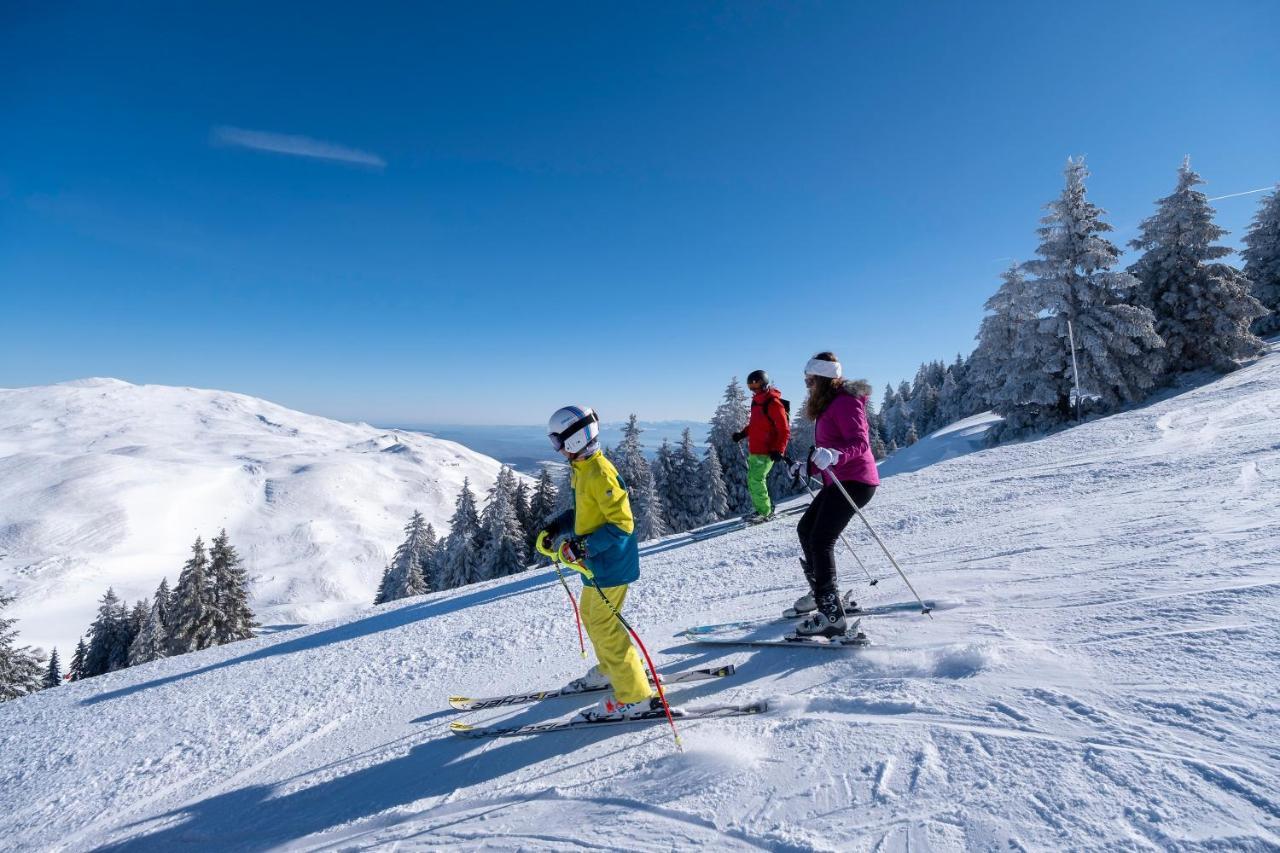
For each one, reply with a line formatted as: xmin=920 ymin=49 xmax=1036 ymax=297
xmin=683 ymin=619 xmax=870 ymax=649
xmin=685 ymin=595 xmax=940 ymax=636
xmin=448 ymin=699 xmax=770 ymax=739
xmin=448 ymin=664 xmax=736 ymax=711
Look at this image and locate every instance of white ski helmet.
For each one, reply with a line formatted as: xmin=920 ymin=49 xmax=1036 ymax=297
xmin=548 ymin=405 xmax=600 ymax=455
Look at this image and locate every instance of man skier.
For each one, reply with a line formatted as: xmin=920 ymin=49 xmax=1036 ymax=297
xmin=732 ymin=369 xmax=791 ymax=523
xmin=539 ymin=405 xmax=684 ymax=722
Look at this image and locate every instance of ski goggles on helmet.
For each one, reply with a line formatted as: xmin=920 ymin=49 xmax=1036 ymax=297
xmin=548 ymin=410 xmax=600 ymax=451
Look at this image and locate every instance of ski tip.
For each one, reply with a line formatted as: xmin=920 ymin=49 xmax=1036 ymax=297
xmin=448 ymin=697 xmax=471 ymax=710
xmin=448 ymin=721 xmax=477 ymax=733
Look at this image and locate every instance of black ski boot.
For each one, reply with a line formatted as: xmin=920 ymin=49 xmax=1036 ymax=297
xmin=794 ymin=589 xmax=847 ymax=639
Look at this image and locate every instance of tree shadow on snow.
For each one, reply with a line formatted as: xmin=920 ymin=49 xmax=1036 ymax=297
xmin=82 ymin=570 xmax=557 ymax=706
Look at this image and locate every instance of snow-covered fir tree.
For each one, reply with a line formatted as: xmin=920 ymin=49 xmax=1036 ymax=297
xmin=438 ymin=479 xmax=482 ymax=588
xmin=937 ymin=366 xmax=963 ymax=426
xmin=699 ymin=446 xmax=730 ymax=522
xmin=208 ymin=530 xmax=255 ymax=645
xmin=512 ymin=478 xmax=532 ymax=541
xmin=1242 ymin=185 xmax=1280 ymax=337
xmin=652 ymin=439 xmax=676 ymax=519
xmin=706 ymin=378 xmax=752 ymax=514
xmin=868 ymin=409 xmax=889 ymax=460
xmin=84 ymin=587 xmax=130 ymax=676
xmin=42 ymin=647 xmax=62 ymax=689
xmin=525 ymin=466 xmax=559 ymax=561
xmin=0 ymin=591 xmax=44 ymax=701
xmin=611 ymin=415 xmax=667 ymax=542
xmin=67 ymin=638 xmax=88 ymax=682
xmin=1129 ymin=159 xmax=1266 ymax=374
xmin=905 ymin=422 xmax=920 ymax=446
xmin=663 ymin=429 xmax=713 ymax=531
xmin=128 ymin=590 xmax=170 ymax=667
xmin=127 ymin=599 xmax=148 ymax=646
xmin=476 ymin=467 xmax=529 ymax=580
xmin=969 ymin=263 xmax=1044 ymax=416
xmin=170 ymin=538 xmax=217 ymax=654
xmin=375 ymin=510 xmax=433 ymax=604
xmin=1016 ymin=157 xmax=1164 ymax=429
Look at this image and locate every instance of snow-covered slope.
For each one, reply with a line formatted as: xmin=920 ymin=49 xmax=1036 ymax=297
xmin=0 ymin=379 xmax=508 ymax=655
xmin=878 ymin=410 xmax=1002 ymax=477
xmin=2 ymin=346 xmax=1278 ymax=850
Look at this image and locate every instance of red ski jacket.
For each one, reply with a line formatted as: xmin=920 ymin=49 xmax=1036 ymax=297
xmin=746 ymin=387 xmax=791 ymax=456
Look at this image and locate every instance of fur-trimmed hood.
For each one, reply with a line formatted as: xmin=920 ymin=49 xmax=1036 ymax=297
xmin=842 ymin=378 xmax=873 ymax=398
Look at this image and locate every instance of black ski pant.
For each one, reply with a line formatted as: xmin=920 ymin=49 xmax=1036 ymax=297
xmin=796 ymin=479 xmax=876 ymax=597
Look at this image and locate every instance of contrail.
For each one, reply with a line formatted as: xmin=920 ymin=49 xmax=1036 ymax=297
xmin=212 ymin=126 xmax=386 ymax=168
xmin=1208 ymin=186 xmax=1272 ymax=201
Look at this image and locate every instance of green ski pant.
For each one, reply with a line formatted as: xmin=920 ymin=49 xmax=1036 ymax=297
xmin=747 ymin=454 xmax=775 ymax=517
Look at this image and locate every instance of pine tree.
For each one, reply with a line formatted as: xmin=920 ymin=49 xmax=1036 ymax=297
xmin=612 ymin=415 xmax=667 ymax=542
xmin=699 ymin=447 xmax=730 ymax=522
xmin=208 ymin=530 xmax=255 ymax=644
xmin=512 ymin=478 xmax=532 ymax=542
xmin=438 ymin=479 xmax=482 ymax=588
xmin=905 ymin=422 xmax=920 ymax=446
xmin=663 ymin=429 xmax=712 ymax=531
xmin=42 ymin=647 xmax=62 ymax=689
xmin=652 ymin=439 xmax=676 ymax=522
xmin=1129 ymin=159 xmax=1267 ymax=374
xmin=170 ymin=538 xmax=217 ymax=654
xmin=152 ymin=578 xmax=173 ymax=637
xmin=969 ymin=263 xmax=1044 ymax=415
xmin=67 ymin=638 xmax=88 ymax=681
xmin=1018 ymin=157 xmax=1164 ymax=428
xmin=0 ymin=591 xmax=43 ymax=701
xmin=375 ymin=511 xmax=432 ymax=604
xmin=706 ymin=378 xmax=752 ymax=514
xmin=937 ymin=367 xmax=963 ymax=426
xmin=476 ymin=468 xmax=529 ymax=580
xmin=526 ymin=467 xmax=560 ymax=562
xmin=1242 ymin=185 xmax=1280 ymax=337
xmin=124 ymin=599 xmax=148 ymax=657
xmin=84 ymin=587 xmax=130 ymax=676
xmin=128 ymin=592 xmax=170 ymax=667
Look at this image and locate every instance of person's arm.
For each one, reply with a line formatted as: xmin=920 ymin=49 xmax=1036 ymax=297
xmin=581 ymin=468 xmax=635 ymax=560
xmin=769 ymin=398 xmax=791 ymax=456
xmin=819 ymin=397 xmax=870 ymax=463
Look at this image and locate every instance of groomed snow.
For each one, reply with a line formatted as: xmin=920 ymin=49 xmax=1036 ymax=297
xmin=0 ymin=379 xmax=510 ymax=655
xmin=1 ymin=345 xmax=1277 ymax=850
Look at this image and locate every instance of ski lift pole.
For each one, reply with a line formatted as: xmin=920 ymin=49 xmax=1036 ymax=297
xmin=819 ymin=470 xmax=933 ymax=617
xmin=1067 ymin=317 xmax=1082 ymax=423
xmin=536 ymin=533 xmax=683 ymax=749
xmin=792 ymin=462 xmax=877 ymax=586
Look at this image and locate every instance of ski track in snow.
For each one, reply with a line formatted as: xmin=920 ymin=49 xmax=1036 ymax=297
xmin=2 ymin=345 xmax=1280 ymax=850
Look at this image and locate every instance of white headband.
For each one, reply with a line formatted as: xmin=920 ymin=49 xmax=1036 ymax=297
xmin=804 ymin=358 xmax=842 ymax=379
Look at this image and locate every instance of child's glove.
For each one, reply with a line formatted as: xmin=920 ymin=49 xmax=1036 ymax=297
xmin=731 ymin=429 xmax=746 ymax=442
xmin=559 ymin=538 xmax=587 ymax=564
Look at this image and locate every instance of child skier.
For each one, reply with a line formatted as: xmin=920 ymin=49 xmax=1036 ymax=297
xmin=731 ymin=369 xmax=791 ymax=523
xmin=786 ymin=353 xmax=879 ymax=637
xmin=539 ymin=405 xmax=684 ymax=722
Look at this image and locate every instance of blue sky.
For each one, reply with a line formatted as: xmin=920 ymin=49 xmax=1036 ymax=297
xmin=2 ymin=1 xmax=1277 ymax=425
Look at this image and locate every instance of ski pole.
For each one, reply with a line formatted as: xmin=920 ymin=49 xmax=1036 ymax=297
xmin=790 ymin=461 xmax=878 ymax=587
xmin=819 ymin=470 xmax=933 ymax=617
xmin=552 ymin=562 xmax=587 ymax=658
xmin=536 ymin=533 xmax=683 ymax=748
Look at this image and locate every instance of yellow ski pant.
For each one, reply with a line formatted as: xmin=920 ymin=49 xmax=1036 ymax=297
xmin=580 ymin=583 xmax=653 ymax=704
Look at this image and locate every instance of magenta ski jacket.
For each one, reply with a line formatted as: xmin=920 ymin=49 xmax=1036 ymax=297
xmin=812 ymin=381 xmax=880 ymax=487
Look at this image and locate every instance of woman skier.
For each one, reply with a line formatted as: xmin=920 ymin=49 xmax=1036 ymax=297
xmin=787 ymin=352 xmax=879 ymax=638
xmin=731 ymin=369 xmax=791 ymax=523
xmin=539 ymin=405 xmax=683 ymax=722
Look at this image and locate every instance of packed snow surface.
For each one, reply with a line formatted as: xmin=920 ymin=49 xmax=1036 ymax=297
xmin=2 ymin=345 xmax=1278 ymax=850
xmin=0 ymin=379 xmax=509 ymax=655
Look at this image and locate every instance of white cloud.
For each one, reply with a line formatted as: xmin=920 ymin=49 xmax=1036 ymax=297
xmin=212 ymin=125 xmax=386 ymax=168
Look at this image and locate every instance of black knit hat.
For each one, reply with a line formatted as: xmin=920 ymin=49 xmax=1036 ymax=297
xmin=746 ymin=369 xmax=770 ymax=387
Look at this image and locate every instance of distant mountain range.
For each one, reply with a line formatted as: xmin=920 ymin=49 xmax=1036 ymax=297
xmin=402 ymin=420 xmax=711 ymax=474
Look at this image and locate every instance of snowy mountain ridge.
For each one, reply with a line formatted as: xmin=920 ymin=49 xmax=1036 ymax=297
xmin=1 ymin=344 xmax=1278 ymax=850
xmin=0 ymin=378 xmax=510 ymax=656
